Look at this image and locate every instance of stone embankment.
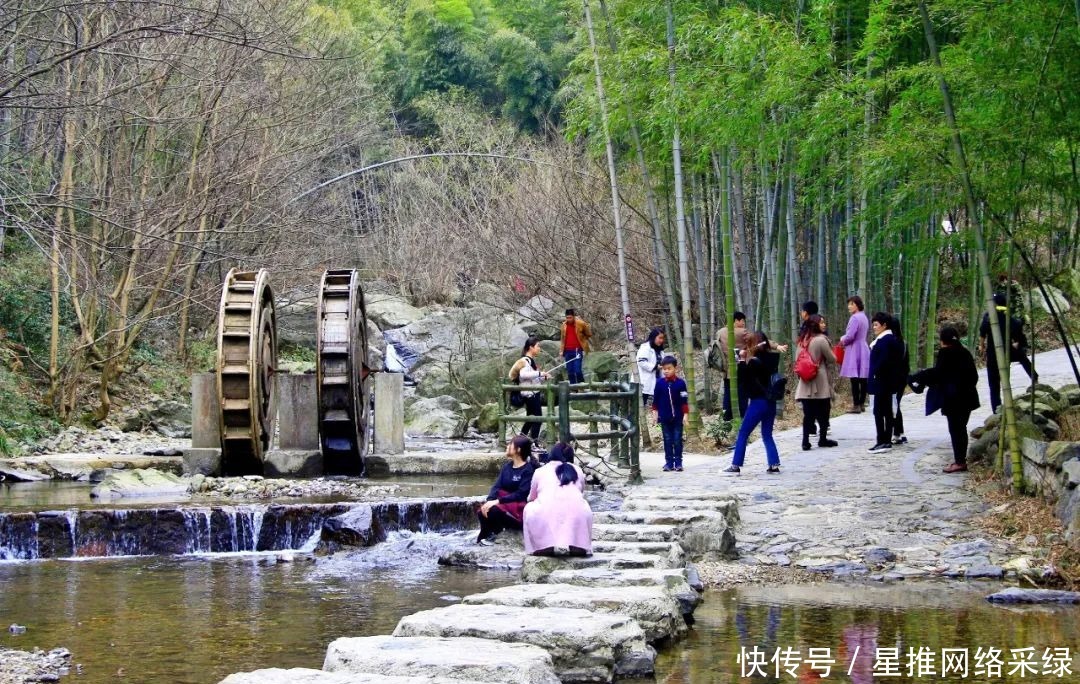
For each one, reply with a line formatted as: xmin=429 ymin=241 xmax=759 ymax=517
xmin=221 ymin=484 xmax=739 ymax=683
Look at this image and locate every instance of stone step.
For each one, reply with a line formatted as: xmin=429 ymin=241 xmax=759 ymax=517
xmin=462 ymin=583 xmax=687 ymax=644
xmin=521 ymin=552 xmax=678 ymax=583
xmin=392 ymin=604 xmax=655 ymax=683
xmin=593 ymin=510 xmax=736 ymax=561
xmin=539 ymin=567 xmax=701 ymax=616
xmin=220 ymin=668 xmax=488 ymax=684
xmin=591 ymin=541 xmax=684 ymax=557
xmin=593 ymin=523 xmax=677 ymax=543
xmin=625 ymin=490 xmax=738 ymax=503
xmin=323 ymin=635 xmax=558 ymax=683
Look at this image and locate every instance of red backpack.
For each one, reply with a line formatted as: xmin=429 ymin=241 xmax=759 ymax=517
xmin=794 ymin=343 xmax=819 ymax=383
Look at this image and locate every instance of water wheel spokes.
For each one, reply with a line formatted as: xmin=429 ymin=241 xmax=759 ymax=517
xmin=317 ymin=269 xmax=370 ymax=475
xmin=216 ymin=268 xmax=278 ymax=476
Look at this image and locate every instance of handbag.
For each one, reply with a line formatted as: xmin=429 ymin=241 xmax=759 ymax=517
xmin=794 ymin=344 xmax=819 ymax=382
xmin=833 ymin=344 xmax=845 ymax=367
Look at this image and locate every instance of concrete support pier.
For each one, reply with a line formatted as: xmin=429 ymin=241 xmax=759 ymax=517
xmin=267 ymin=373 xmax=322 ymax=478
xmin=184 ymin=372 xmax=222 ymax=476
xmin=373 ymin=373 xmax=404 ymax=455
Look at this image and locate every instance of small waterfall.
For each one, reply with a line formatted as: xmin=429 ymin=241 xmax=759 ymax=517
xmin=0 ymin=498 xmax=481 ymax=560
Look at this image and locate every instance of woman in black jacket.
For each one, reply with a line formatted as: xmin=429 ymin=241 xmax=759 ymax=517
xmin=910 ymin=326 xmax=980 ymax=473
xmin=477 ymin=434 xmax=537 ymax=544
xmin=867 ymin=312 xmax=905 ymax=454
xmin=724 ymin=331 xmax=782 ymax=474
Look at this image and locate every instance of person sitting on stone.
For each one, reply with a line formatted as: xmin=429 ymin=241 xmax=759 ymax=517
xmin=523 ymin=442 xmax=592 ymax=556
xmin=476 ymin=434 xmax=537 ymax=546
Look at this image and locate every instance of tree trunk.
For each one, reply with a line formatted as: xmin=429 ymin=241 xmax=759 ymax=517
xmin=665 ymin=0 xmax=700 ymax=434
xmin=919 ymin=0 xmax=1022 ymax=491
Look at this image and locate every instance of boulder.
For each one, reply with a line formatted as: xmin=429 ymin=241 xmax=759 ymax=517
xmin=475 ymin=403 xmax=501 ymax=433
xmin=516 ymin=295 xmax=559 ymax=340
xmin=1056 ymin=487 xmax=1080 ymax=549
xmin=1051 ymin=268 xmax=1080 ymax=304
xmin=463 ymin=584 xmax=687 ymax=644
xmin=319 ymin=504 xmax=375 ymax=549
xmin=583 ymin=351 xmax=621 ymax=382
xmin=404 ymin=396 xmax=468 ymax=438
xmin=594 ymin=509 xmax=737 ymax=561
xmin=220 ymin=668 xmax=485 ymax=684
xmin=437 ymin=533 xmax=525 ymax=570
xmin=367 ymin=293 xmax=425 ymax=330
xmin=986 ymin=587 xmax=1080 ymax=604
xmin=89 ymin=468 xmax=190 ymax=499
xmin=1047 ymin=442 xmax=1080 ymax=469
xmin=392 ymin=604 xmax=655 ymax=683
xmin=145 ymin=399 xmax=192 ymax=439
xmin=324 ymin=635 xmax=559 ymax=684
xmin=276 ymin=287 xmax=318 ymax=347
xmin=0 ymin=463 xmax=51 ymax=481
xmin=1027 ymin=284 xmax=1071 ymax=315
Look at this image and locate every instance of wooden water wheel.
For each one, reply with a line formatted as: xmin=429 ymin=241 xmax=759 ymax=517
xmin=316 ymin=269 xmax=371 ymax=475
xmin=216 ymin=268 xmax=278 ymax=475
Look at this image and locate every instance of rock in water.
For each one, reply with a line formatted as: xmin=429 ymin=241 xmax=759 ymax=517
xmin=90 ymin=468 xmax=191 ymax=499
xmin=986 ymin=588 xmax=1080 ymax=604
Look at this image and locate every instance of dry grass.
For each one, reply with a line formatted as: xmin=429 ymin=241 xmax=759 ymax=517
xmin=969 ymin=464 xmax=1080 ymax=590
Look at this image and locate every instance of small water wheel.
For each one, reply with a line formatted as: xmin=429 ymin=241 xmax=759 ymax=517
xmin=317 ymin=269 xmax=371 ymax=475
xmin=216 ymin=268 xmax=278 ymax=475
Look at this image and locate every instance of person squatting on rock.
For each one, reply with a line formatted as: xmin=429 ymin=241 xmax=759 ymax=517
xmin=476 ymin=435 xmax=537 ymax=545
xmin=866 ymin=312 xmax=906 ymax=454
xmin=559 ymin=308 xmax=592 ymax=385
xmin=523 ymin=442 xmax=593 ymax=557
xmin=979 ymin=292 xmax=1036 ymax=413
xmin=636 ymin=327 xmax=667 ymax=411
xmin=509 ymin=337 xmax=550 ymax=442
xmin=909 ymin=326 xmax=980 ymax=473
xmin=887 ymin=316 xmax=911 ymax=445
xmin=652 ymin=355 xmax=689 ymax=472
xmin=725 ymin=331 xmax=782 ymax=474
xmin=795 ymin=314 xmax=839 ymax=451
xmin=839 ymin=295 xmax=871 ymax=413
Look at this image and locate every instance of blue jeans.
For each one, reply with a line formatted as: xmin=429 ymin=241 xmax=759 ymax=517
xmin=564 ymin=350 xmax=584 ymax=384
xmin=660 ymin=419 xmax=684 ymax=469
xmin=732 ymin=398 xmax=779 ymax=467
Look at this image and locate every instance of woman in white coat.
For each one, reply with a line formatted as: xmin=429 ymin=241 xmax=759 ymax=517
xmin=636 ymin=327 xmax=666 ymax=408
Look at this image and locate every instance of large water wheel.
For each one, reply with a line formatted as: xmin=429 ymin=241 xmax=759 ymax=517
xmin=317 ymin=269 xmax=371 ymax=475
xmin=216 ymin=268 xmax=278 ymax=476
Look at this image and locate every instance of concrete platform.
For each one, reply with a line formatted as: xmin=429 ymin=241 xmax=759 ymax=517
xmin=366 ymin=451 xmax=503 ymax=476
xmin=392 ymin=604 xmax=655 ymax=682
xmin=324 ymin=635 xmax=558 ymax=683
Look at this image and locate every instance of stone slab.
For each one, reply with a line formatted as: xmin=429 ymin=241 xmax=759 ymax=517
xmin=621 ymin=498 xmax=739 ymax=524
xmin=1 ymin=454 xmax=184 ymax=480
xmin=324 ymin=635 xmax=558 ymax=683
xmin=591 ymin=541 xmax=685 ymax=557
xmin=986 ymin=588 xmax=1080 ymax=604
xmin=592 ymin=524 xmax=677 ymax=543
xmin=520 ymin=553 xmax=672 ymax=582
xmin=277 ymin=374 xmax=320 ymax=451
xmin=593 ymin=509 xmax=731 ymax=527
xmin=191 ymin=373 xmax=220 ymax=449
xmin=392 ymin=604 xmax=654 ymax=683
xmin=182 ymin=448 xmax=222 ymax=476
xmin=263 ymin=449 xmax=323 ymax=478
xmin=0 ymin=464 xmax=51 ymax=482
xmin=374 ymin=373 xmax=405 ymax=455
xmin=539 ymin=567 xmax=700 ymax=615
xmin=220 ymin=668 xmax=488 ymax=684
xmin=89 ymin=468 xmax=190 ymax=499
xmin=462 ymin=584 xmax=687 ymax=644
xmin=366 ymin=451 xmax=503 ymax=476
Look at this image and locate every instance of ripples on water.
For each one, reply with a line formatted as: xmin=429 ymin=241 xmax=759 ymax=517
xmin=0 ymin=532 xmax=513 ymax=684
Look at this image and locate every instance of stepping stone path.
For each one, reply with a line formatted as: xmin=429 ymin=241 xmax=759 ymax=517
xmin=220 ymin=449 xmax=740 ymax=683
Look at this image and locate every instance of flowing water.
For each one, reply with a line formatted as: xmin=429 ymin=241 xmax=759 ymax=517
xmin=0 ymin=531 xmax=512 ymax=683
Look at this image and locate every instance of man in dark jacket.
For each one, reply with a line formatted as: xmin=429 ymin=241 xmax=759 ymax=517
xmin=867 ymin=312 xmax=905 ymax=454
xmin=980 ymin=293 xmax=1035 ymax=413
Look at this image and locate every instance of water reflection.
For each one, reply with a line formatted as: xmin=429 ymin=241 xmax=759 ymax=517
xmin=0 ymin=534 xmax=512 ymax=684
xmin=656 ymin=584 xmax=1079 ymax=683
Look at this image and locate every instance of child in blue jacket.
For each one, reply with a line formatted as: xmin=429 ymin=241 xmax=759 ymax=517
xmin=652 ymin=355 xmax=689 ymax=472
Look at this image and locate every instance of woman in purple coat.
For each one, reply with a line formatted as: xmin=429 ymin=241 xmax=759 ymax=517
xmin=839 ymin=295 xmax=871 ymax=413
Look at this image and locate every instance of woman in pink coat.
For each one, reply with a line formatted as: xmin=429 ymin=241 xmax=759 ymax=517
xmin=839 ymin=295 xmax=871 ymax=413
xmin=523 ymin=443 xmax=593 ymax=556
